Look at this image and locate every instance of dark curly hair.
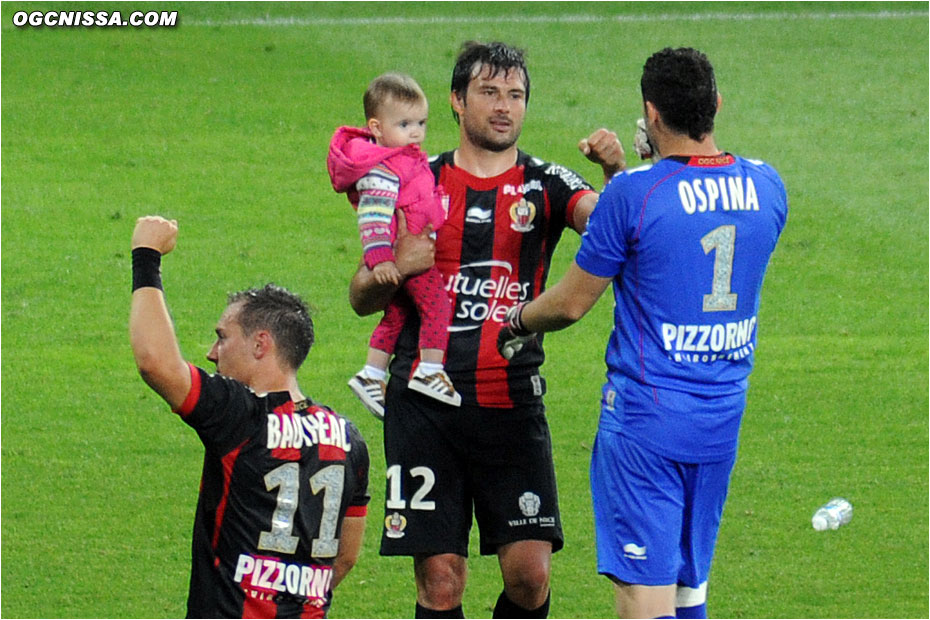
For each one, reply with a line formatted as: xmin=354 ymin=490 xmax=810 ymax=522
xmin=450 ymin=40 xmax=529 ymax=123
xmin=228 ymin=284 xmax=314 ymax=371
xmin=641 ymin=47 xmax=717 ymax=141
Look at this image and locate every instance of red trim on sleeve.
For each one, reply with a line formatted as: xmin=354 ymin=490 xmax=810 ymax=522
xmin=566 ymin=189 xmax=596 ymax=228
xmin=344 ymin=505 xmax=368 ymax=518
xmin=173 ymin=363 xmax=201 ymax=417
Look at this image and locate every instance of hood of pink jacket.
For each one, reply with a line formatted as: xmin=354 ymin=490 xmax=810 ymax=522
xmin=327 ymin=125 xmax=426 ymax=193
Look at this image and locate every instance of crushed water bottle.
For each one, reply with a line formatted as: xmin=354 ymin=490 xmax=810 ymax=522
xmin=811 ymin=497 xmax=853 ymax=531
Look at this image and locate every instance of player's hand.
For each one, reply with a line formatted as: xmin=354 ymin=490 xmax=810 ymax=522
xmin=132 ymin=215 xmax=178 ymax=255
xmin=394 ymin=210 xmax=435 ymax=278
xmin=633 ymin=118 xmax=657 ymax=161
xmin=498 ymin=327 xmax=536 ymax=360
xmin=373 ymin=261 xmax=403 ymax=286
xmin=578 ymin=128 xmax=626 ymax=180
xmin=497 ymin=303 xmax=537 ymax=360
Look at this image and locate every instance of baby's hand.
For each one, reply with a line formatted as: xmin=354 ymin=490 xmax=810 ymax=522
xmin=373 ymin=261 xmax=403 ymax=286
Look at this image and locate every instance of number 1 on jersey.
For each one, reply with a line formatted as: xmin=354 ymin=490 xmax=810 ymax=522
xmin=701 ymin=224 xmax=738 ymax=312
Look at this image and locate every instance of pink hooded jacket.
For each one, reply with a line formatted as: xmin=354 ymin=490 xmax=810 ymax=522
xmin=327 ymin=126 xmax=446 ymax=245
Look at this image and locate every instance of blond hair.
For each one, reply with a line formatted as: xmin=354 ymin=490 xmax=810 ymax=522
xmin=363 ymin=73 xmax=426 ymax=120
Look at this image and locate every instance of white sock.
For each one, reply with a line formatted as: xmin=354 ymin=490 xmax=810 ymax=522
xmin=417 ymin=362 xmax=444 ymax=376
xmin=361 ymin=365 xmax=386 ymax=381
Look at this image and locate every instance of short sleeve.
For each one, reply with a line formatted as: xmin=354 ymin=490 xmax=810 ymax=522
xmin=344 ymin=421 xmax=370 ymax=515
xmin=541 ymin=161 xmax=595 ymax=227
xmin=174 ymin=365 xmax=261 ymax=453
xmin=574 ymin=179 xmax=630 ymax=278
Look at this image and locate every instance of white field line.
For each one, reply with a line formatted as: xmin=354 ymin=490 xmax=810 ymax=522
xmin=183 ymin=10 xmax=927 ymax=28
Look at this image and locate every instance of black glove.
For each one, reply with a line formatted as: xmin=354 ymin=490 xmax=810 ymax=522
xmin=497 ymin=303 xmax=536 ymax=360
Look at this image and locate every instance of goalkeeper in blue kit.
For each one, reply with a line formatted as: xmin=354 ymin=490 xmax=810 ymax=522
xmin=499 ymin=48 xmax=787 ymax=618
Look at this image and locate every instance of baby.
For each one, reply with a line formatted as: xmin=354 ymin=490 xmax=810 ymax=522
xmin=328 ymin=73 xmax=460 ymax=419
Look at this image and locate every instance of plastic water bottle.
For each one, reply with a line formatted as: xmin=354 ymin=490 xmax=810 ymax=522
xmin=811 ymin=497 xmax=853 ymax=531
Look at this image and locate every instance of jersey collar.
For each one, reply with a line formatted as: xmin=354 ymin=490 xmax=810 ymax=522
xmin=667 ymin=153 xmax=735 ymax=167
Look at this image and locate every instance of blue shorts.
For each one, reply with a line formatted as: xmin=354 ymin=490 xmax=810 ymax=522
xmin=590 ymin=428 xmax=736 ymax=587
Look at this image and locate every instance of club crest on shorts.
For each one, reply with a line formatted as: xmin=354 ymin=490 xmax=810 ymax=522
xmin=384 ymin=512 xmax=407 ymax=539
xmin=509 ymin=199 xmax=536 ymax=233
xmin=518 ymin=492 xmax=541 ymax=517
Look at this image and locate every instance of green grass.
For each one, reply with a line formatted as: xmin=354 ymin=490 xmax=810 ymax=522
xmin=2 ymin=2 xmax=927 ymax=618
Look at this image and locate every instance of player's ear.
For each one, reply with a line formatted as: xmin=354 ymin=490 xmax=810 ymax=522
xmin=716 ymin=91 xmax=723 ymax=112
xmin=450 ymin=90 xmax=465 ymax=116
xmin=253 ymin=330 xmax=273 ymax=360
xmin=644 ymin=101 xmax=660 ymax=126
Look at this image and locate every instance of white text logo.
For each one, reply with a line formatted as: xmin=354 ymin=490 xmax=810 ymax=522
xmin=445 ymin=261 xmax=530 ymax=331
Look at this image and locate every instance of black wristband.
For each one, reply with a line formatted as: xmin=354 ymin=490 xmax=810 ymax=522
xmin=132 ymin=247 xmax=163 ymax=292
xmin=508 ymin=302 xmax=532 ymax=337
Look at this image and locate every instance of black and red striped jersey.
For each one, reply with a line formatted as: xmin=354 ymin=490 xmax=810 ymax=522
xmin=389 ymin=150 xmax=595 ymax=408
xmin=174 ymin=364 xmax=370 ymax=619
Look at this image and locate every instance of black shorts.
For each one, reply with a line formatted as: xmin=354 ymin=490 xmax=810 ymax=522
xmin=379 ymin=377 xmax=563 ymax=557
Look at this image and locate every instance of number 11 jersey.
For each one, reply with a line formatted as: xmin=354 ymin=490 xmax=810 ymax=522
xmin=175 ymin=364 xmax=370 ymax=618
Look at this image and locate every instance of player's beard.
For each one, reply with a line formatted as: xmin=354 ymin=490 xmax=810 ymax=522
xmin=462 ymin=116 xmax=522 ymax=152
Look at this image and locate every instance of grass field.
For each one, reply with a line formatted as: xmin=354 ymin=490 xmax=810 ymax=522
xmin=2 ymin=2 xmax=927 ymax=618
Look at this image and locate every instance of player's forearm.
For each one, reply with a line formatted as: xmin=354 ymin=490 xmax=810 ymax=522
xmin=600 ymin=160 xmax=624 ymax=186
xmin=348 ymin=262 xmax=401 ymax=316
xmin=520 ymin=291 xmax=583 ymax=333
xmin=521 ymin=261 xmax=610 ymax=333
xmin=331 ymin=516 xmax=366 ymax=588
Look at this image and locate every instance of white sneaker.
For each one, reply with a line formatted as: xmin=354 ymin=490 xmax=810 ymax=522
xmin=407 ymin=367 xmax=462 ymax=407
xmin=348 ymin=372 xmax=386 ymax=420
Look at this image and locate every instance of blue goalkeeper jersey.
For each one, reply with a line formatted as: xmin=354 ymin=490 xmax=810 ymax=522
xmin=575 ymin=153 xmax=787 ymax=461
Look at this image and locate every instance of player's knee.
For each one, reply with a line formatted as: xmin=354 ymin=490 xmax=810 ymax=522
xmin=418 ymin=576 xmax=464 ymax=609
xmin=502 ymin=561 xmax=550 ymax=608
xmin=415 ymin=555 xmax=466 ymax=608
xmin=499 ymin=541 xmax=552 ymax=604
xmin=507 ymin=563 xmax=550 ymax=594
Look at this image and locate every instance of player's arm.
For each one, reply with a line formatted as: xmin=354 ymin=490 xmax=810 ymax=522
xmin=521 ymin=260 xmax=611 ymax=332
xmin=349 ymin=210 xmax=436 ymax=316
xmin=572 ymin=128 xmax=626 ymax=233
xmin=499 ymin=261 xmax=610 ymax=359
xmin=129 ymin=216 xmax=191 ymax=410
xmin=331 ymin=515 xmax=366 ymax=589
xmin=571 ymin=193 xmax=599 ymax=233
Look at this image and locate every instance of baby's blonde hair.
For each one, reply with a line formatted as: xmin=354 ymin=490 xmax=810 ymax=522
xmin=363 ymin=73 xmax=427 ymax=120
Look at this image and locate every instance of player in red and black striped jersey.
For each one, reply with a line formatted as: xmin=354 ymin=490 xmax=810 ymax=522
xmin=386 ymin=149 xmax=599 ymax=407
xmin=349 ymin=42 xmax=625 ymax=619
xmin=130 ymin=216 xmax=370 ymax=619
